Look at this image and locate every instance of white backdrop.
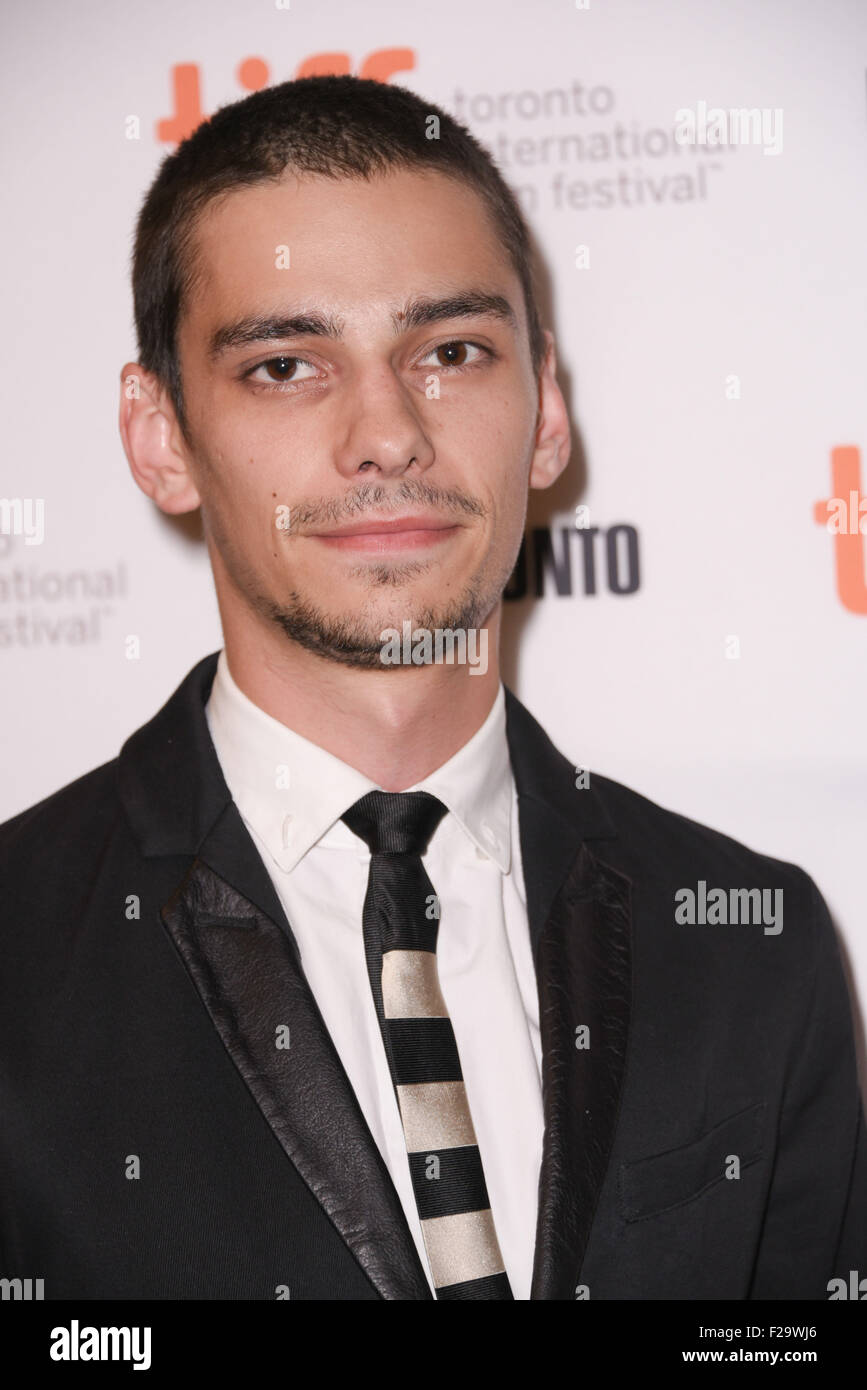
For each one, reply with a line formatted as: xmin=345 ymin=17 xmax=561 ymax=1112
xmin=2 ymin=0 xmax=865 ymax=1073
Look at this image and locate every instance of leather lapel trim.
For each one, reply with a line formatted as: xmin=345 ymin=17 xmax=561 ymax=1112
xmin=160 ymin=856 xmax=432 ymax=1301
xmin=530 ymin=840 xmax=632 ymax=1299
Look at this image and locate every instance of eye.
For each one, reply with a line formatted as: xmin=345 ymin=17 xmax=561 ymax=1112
xmin=245 ymin=355 xmax=319 ymax=386
xmin=419 ymin=340 xmax=490 ymax=370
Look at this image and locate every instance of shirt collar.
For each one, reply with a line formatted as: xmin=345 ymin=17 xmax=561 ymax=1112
xmin=204 ymin=650 xmax=513 ymax=874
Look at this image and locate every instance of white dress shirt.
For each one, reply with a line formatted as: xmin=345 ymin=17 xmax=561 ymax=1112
xmin=204 ymin=650 xmax=544 ymax=1299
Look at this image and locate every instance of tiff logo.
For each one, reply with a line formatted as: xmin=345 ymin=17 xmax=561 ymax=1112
xmin=157 ymin=50 xmax=415 ymax=144
xmin=814 ymin=446 xmax=867 ymax=615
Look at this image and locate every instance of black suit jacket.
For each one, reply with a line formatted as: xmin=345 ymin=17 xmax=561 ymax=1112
xmin=1 ymin=652 xmax=864 ymax=1299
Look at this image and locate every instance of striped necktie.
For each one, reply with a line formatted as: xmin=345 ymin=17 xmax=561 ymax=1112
xmin=342 ymin=790 xmax=513 ymax=1300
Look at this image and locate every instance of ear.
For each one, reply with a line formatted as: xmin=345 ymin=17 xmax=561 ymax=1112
xmin=528 ymin=330 xmax=571 ymax=491
xmin=118 ymin=363 xmax=202 ymax=514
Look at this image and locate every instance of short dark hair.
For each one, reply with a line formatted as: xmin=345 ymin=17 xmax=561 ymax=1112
xmin=131 ymin=74 xmax=547 ymax=439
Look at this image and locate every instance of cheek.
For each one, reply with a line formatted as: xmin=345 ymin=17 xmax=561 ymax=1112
xmin=201 ymin=415 xmax=280 ymax=499
xmin=193 ymin=439 xmax=276 ymax=550
xmin=444 ymin=393 xmax=520 ymax=470
xmin=461 ymin=377 xmax=532 ymax=446
xmin=456 ymin=397 xmax=533 ymax=495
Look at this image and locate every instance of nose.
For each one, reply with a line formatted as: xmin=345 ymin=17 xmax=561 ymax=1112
xmin=331 ymin=370 xmax=435 ymax=480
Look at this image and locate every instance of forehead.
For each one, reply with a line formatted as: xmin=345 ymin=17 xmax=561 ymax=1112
xmin=180 ymin=167 xmax=522 ymax=335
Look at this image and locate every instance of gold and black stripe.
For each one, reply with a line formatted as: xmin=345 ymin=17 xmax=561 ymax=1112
xmin=342 ymin=790 xmax=513 ymax=1300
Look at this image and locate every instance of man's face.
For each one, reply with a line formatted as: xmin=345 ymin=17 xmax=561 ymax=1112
xmin=173 ymin=167 xmax=550 ymax=667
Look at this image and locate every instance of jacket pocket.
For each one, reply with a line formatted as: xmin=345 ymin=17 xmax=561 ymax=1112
xmin=619 ymin=1100 xmax=766 ymax=1223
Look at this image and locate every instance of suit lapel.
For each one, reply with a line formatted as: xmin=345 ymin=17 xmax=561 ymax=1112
xmin=161 ymin=805 xmax=432 ymax=1301
xmin=120 ymin=652 xmax=632 ymax=1301
xmin=505 ymin=690 xmax=633 ymax=1300
xmin=120 ymin=653 xmax=430 ymax=1300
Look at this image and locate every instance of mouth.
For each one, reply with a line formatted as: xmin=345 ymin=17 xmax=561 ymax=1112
xmin=310 ymin=514 xmax=463 ymax=553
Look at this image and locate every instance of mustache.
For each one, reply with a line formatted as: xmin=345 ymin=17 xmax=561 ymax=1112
xmin=287 ymin=480 xmax=487 ymax=531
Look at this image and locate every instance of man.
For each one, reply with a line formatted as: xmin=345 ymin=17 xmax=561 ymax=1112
xmin=1 ymin=75 xmax=864 ymax=1301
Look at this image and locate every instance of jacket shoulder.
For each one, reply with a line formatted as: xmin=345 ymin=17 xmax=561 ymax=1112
xmin=0 ymin=758 xmax=122 ymax=866
xmin=587 ymin=768 xmax=815 ymax=893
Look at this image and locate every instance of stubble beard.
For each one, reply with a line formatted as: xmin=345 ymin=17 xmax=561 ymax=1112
xmin=255 ymin=555 xmax=499 ymax=670
xmin=205 ymin=477 xmax=516 ymax=671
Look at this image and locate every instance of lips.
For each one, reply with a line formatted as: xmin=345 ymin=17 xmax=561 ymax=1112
xmin=313 ymin=515 xmax=457 ymax=539
xmin=310 ymin=514 xmax=462 ymax=553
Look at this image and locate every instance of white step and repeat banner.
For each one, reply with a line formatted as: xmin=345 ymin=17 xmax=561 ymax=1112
xmin=2 ymin=0 xmax=865 ymax=1070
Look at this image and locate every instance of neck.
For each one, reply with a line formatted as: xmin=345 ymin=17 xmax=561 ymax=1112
xmin=218 ymin=605 xmax=504 ymax=792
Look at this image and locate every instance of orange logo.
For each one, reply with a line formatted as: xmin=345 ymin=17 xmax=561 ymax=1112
xmin=157 ymin=51 xmax=416 ymax=144
xmin=813 ymin=445 xmax=867 ymax=614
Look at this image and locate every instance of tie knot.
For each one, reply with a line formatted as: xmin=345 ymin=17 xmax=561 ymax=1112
xmin=341 ymin=790 xmax=448 ymax=856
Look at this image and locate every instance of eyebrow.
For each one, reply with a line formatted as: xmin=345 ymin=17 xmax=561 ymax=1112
xmin=206 ymin=290 xmax=519 ymax=361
